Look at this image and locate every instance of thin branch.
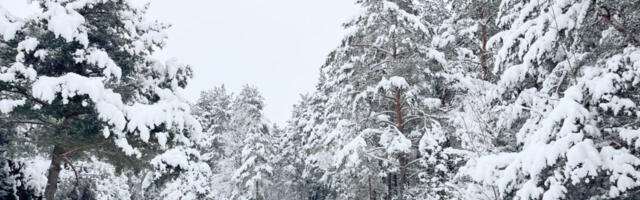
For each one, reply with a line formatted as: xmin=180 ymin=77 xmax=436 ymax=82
xmin=7 ymin=121 xmax=46 ymax=125
xmin=515 ymin=105 xmax=544 ymax=116
xmin=365 ymin=147 xmax=386 ymax=154
xmin=378 ymin=120 xmax=398 ymax=128
xmin=6 ymin=87 xmax=49 ymax=106
xmin=370 ymin=59 xmax=392 ymax=70
xmin=424 ymin=113 xmax=448 ymax=120
xmin=60 ymin=147 xmax=89 ymax=158
xmin=61 ymin=157 xmax=79 ymax=186
xmin=548 ymin=0 xmax=579 ymax=84
xmin=363 ymin=152 xmax=394 ymax=164
xmin=406 ymin=158 xmax=421 ymax=167
xmin=377 ymin=111 xmax=397 ymax=115
xmin=59 ymin=140 xmax=109 ymax=158
xmin=1 ymin=117 xmax=60 ymax=129
xmin=401 ymin=117 xmax=423 ymax=127
xmin=381 ymin=94 xmax=397 ymax=102
xmin=350 ymin=44 xmax=394 ymax=56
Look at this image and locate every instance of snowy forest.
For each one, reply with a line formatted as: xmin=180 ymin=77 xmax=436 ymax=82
xmin=1 ymin=0 xmax=640 ymax=199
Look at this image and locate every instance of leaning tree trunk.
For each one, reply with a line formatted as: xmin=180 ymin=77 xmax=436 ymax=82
xmin=44 ymin=145 xmax=65 ymax=200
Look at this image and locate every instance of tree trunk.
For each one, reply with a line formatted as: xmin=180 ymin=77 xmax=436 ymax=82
xmin=369 ymin=176 xmax=375 ymax=200
xmin=478 ymin=6 xmax=491 ymax=82
xmin=394 ymin=89 xmax=407 ymax=197
xmin=385 ymin=173 xmax=393 ymax=200
xmin=255 ymin=180 xmax=260 ymax=200
xmin=398 ymin=154 xmax=407 ymax=197
xmin=44 ymin=145 xmax=65 ymax=200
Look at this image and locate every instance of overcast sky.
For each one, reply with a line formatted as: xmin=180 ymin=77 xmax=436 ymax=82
xmin=1 ymin=0 xmax=359 ymax=125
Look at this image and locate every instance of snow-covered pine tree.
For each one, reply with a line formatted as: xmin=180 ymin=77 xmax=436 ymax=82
xmin=284 ymin=93 xmax=336 ymax=199
xmin=462 ymin=0 xmax=640 ymax=199
xmin=267 ymin=123 xmax=292 ymax=200
xmin=231 ymin=85 xmax=274 ymax=200
xmin=149 ymin=146 xmax=213 ymax=200
xmin=193 ymin=86 xmax=247 ymax=198
xmin=0 ymin=160 xmax=36 ymax=200
xmin=0 ymin=0 xmax=202 ymax=199
xmin=270 ymin=111 xmax=300 ymax=200
xmin=426 ymin=1 xmax=510 ymax=198
xmin=446 ymin=0 xmax=501 ymax=82
xmin=355 ymin=74 xmax=459 ymax=199
xmin=194 ymin=85 xmax=234 ymax=164
xmin=282 ymin=0 xmax=463 ymax=199
xmin=0 ymin=119 xmax=37 ymax=199
xmin=272 ymin=93 xmax=333 ymax=200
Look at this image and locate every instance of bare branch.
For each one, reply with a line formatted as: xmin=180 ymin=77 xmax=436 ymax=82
xmin=406 ymin=158 xmax=421 ymax=167
xmin=350 ymin=44 xmax=394 ymax=56
xmin=363 ymin=152 xmax=394 ymax=164
xmin=61 ymin=157 xmax=79 ymax=186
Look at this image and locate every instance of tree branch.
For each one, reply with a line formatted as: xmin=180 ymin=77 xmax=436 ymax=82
xmin=600 ymin=5 xmax=639 ymax=46
xmin=61 ymin=157 xmax=79 ymax=186
xmin=59 ymin=140 xmax=109 ymax=158
xmin=350 ymin=44 xmax=394 ymax=56
xmin=401 ymin=117 xmax=423 ymax=127
xmin=6 ymin=87 xmax=49 ymax=107
xmin=7 ymin=121 xmax=46 ymax=125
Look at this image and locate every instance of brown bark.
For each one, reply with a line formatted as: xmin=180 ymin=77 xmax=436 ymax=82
xmin=478 ymin=5 xmax=494 ymax=82
xmin=601 ymin=6 xmax=639 ymax=46
xmin=393 ymin=89 xmax=407 ymax=197
xmin=44 ymin=145 xmax=65 ymax=200
xmin=395 ymin=90 xmax=404 ymax=132
xmin=61 ymin=157 xmax=79 ymax=186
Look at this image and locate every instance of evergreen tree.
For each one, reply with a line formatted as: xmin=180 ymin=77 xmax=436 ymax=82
xmin=429 ymin=1 xmax=507 ymax=198
xmin=231 ymin=85 xmax=274 ymax=200
xmin=0 ymin=0 xmax=201 ymax=199
xmin=4 ymin=0 xmax=640 ymax=199
xmin=0 ymin=120 xmax=37 ymax=199
xmin=283 ymin=0 xmax=462 ymax=199
xmin=284 ymin=93 xmax=335 ymax=200
xmin=462 ymin=0 xmax=640 ymax=199
xmin=194 ymin=85 xmax=234 ymax=165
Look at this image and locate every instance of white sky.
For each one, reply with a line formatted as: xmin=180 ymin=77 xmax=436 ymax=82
xmin=1 ymin=0 xmax=359 ymax=125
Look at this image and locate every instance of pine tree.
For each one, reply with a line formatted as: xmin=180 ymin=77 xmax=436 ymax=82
xmin=267 ymin=124 xmax=293 ymax=200
xmin=0 ymin=120 xmax=37 ymax=199
xmin=0 ymin=1 xmax=201 ymax=199
xmin=282 ymin=0 xmax=462 ymax=199
xmin=427 ymin=1 xmax=508 ymax=198
xmin=231 ymin=85 xmax=274 ymax=200
xmin=194 ymin=85 xmax=234 ymax=164
xmin=285 ymin=93 xmax=335 ymax=199
xmin=462 ymin=0 xmax=640 ymax=199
